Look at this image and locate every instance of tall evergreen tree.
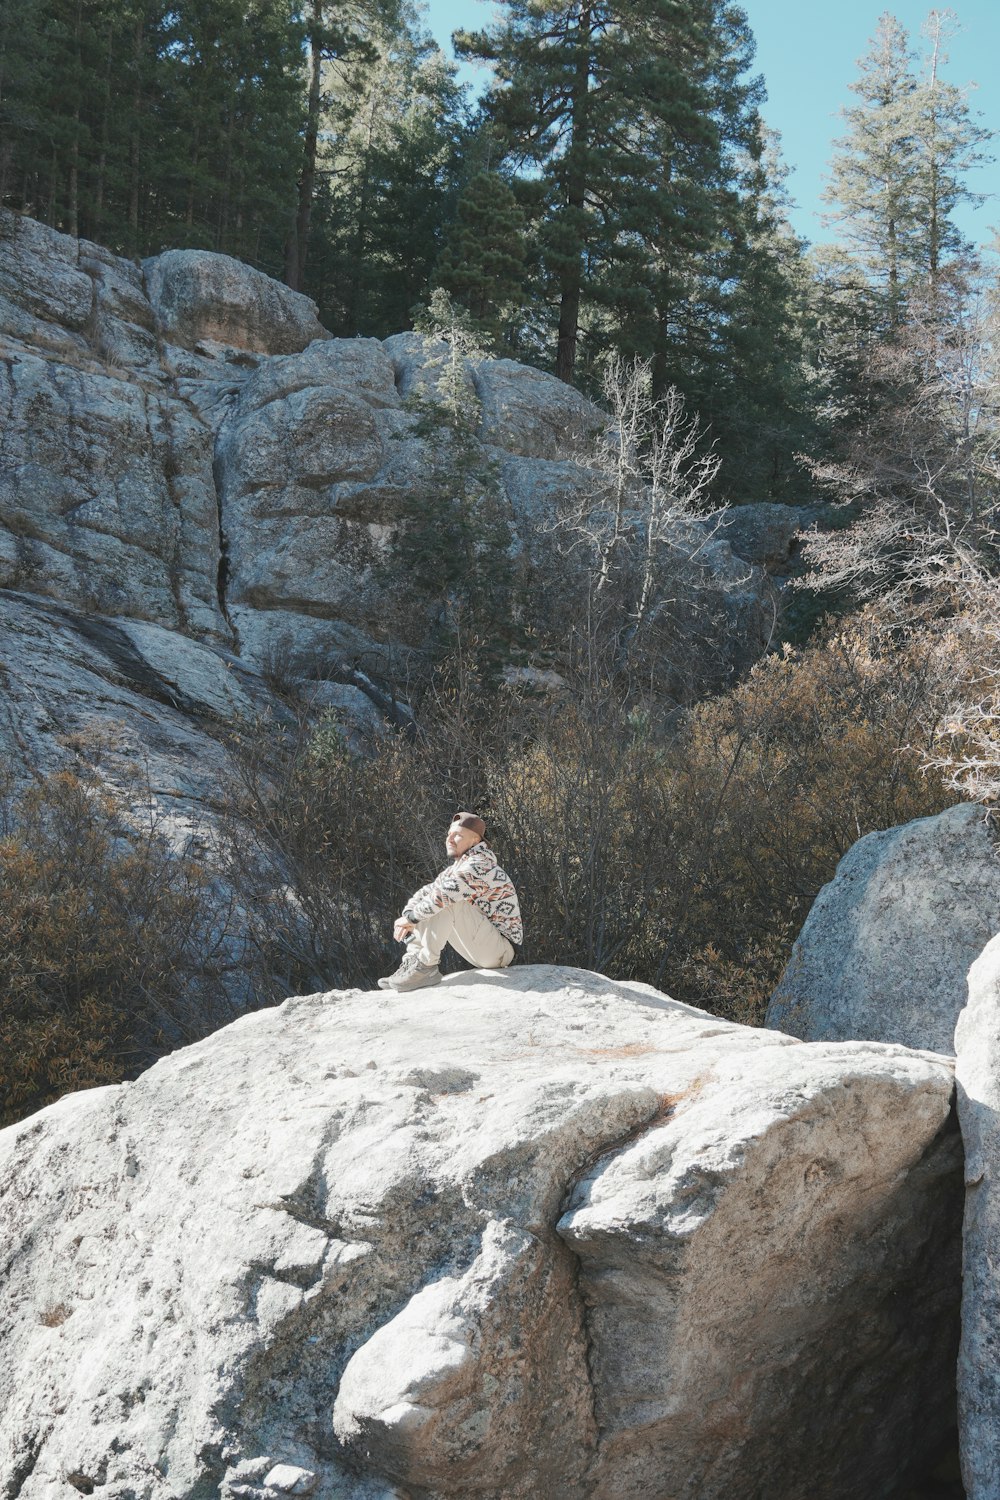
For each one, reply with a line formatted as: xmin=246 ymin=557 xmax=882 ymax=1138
xmin=912 ymin=8 xmax=992 ymax=293
xmin=457 ymin=0 xmax=766 ymax=395
xmin=456 ymin=0 xmax=632 ymax=384
xmin=0 ymin=0 xmax=304 ymax=270
xmin=823 ymin=10 xmax=992 ymax=323
xmin=822 ymin=13 xmax=920 ymax=326
xmin=305 ymin=16 xmax=465 ymax=335
xmin=435 ymin=172 xmax=527 ymax=347
xmin=704 ymin=127 xmax=823 ymax=500
xmin=282 ymin=0 xmax=399 ymax=291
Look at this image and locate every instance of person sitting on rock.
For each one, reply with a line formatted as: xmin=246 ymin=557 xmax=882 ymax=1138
xmin=379 ymin=811 xmax=523 ymax=992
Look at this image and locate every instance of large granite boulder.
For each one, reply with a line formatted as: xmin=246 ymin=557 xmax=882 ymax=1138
xmin=0 ymin=210 xmax=799 ymax=756
xmin=766 ymin=802 xmax=1000 ymax=1053
xmin=143 ymin=249 xmax=327 ymax=355
xmin=213 ymin=338 xmax=408 ymax=674
xmin=0 ymin=965 xmax=961 ymax=1499
xmin=956 ymin=933 xmax=1000 ymax=1499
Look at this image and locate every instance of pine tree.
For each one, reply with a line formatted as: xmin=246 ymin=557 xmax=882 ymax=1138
xmin=282 ymin=0 xmax=397 ymax=291
xmin=590 ymin=0 xmax=765 ymax=399
xmin=306 ymin=17 xmax=465 ymax=335
xmin=456 ymin=0 xmax=631 ymax=385
xmin=458 ymin=0 xmax=766 ymax=394
xmin=912 ymin=8 xmax=992 ymax=293
xmin=1 ymin=0 xmax=304 ymax=270
xmin=705 ymin=127 xmax=823 ymax=501
xmin=823 ymin=10 xmax=992 ymax=324
xmin=823 ymin=13 xmax=920 ymax=325
xmin=435 ymin=172 xmax=527 ymax=347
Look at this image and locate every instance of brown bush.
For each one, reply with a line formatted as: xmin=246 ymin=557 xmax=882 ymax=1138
xmin=0 ymin=767 xmax=249 ymax=1126
xmin=227 ymin=609 xmax=955 ymax=1025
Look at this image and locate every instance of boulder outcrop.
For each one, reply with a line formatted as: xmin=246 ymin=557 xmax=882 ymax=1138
xmin=1 ymin=211 xmax=785 ymax=682
xmin=956 ymin=933 xmax=1000 ymax=1499
xmin=707 ymin=500 xmax=827 ymax=577
xmin=142 ymin=248 xmax=328 ymax=356
xmin=766 ymin=802 xmax=1000 ymax=1053
xmin=0 ymin=965 xmax=961 ymax=1499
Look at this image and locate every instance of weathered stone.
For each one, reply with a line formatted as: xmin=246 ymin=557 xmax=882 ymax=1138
xmin=475 ymin=358 xmax=606 ymax=460
xmin=227 ymin=606 xmax=392 ymax=680
xmin=0 ymin=211 xmax=94 ymax=337
xmin=0 ymin=590 xmax=265 ymax=836
xmin=501 ymin=664 xmax=568 ymax=695
xmin=497 ymin=454 xmax=609 ymax=531
xmin=263 ymin=1463 xmax=317 ymax=1495
xmin=956 ymin=933 xmax=1000 ymax=1499
xmin=0 ymin=211 xmax=802 ymax=835
xmin=212 ymin=340 xmax=415 ymax=671
xmin=112 ymin=619 xmax=256 ymax=721
xmin=382 ymin=330 xmax=477 ymax=404
xmin=143 ymin=249 xmax=327 ymax=355
xmin=0 ymin=348 xmax=228 ymax=637
xmin=80 ymin=239 xmax=162 ymax=369
xmin=307 ymin=681 xmax=387 ymax=753
xmin=707 ymin=501 xmax=822 ymax=576
xmin=767 ymin=802 xmax=1000 ymax=1053
xmin=0 ymin=965 xmax=960 ymax=1499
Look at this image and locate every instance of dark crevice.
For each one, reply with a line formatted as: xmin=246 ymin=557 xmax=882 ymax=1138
xmin=212 ymin=448 xmax=237 ymax=648
xmin=5 ymin=1428 xmax=44 ymax=1500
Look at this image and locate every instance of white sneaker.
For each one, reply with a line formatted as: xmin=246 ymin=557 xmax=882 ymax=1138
xmin=378 ymin=951 xmax=442 ymax=992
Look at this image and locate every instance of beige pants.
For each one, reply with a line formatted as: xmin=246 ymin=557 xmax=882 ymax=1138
xmin=409 ymin=902 xmax=515 ymax=970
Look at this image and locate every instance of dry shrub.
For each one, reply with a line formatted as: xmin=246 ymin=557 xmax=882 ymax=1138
xmin=654 ymin=608 xmax=955 ymax=1018
xmin=230 ymin=608 xmax=955 ymax=1026
xmin=0 ymin=767 xmax=246 ymax=1126
xmin=221 ymin=714 xmax=437 ymax=994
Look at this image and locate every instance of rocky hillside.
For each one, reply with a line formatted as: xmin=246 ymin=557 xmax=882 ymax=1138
xmin=0 ymin=210 xmax=799 ymax=844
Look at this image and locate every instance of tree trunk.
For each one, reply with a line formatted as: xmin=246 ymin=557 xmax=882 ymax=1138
xmin=127 ymin=16 xmax=144 ymax=254
xmin=555 ymin=1 xmax=592 ymax=386
xmin=286 ymin=0 xmax=323 ymax=291
xmin=93 ymin=17 xmax=115 ymax=239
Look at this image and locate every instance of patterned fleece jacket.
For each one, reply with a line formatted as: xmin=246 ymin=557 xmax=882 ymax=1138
xmin=403 ymin=840 xmax=523 ymax=946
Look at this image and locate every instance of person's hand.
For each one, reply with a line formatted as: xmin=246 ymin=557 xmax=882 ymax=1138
xmin=393 ymin=918 xmax=415 ymax=942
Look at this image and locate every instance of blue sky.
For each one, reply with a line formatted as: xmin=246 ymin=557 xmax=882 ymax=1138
xmin=421 ymin=0 xmax=999 ymax=251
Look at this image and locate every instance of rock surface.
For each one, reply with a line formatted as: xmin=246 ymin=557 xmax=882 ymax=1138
xmin=1 ymin=212 xmax=783 ymax=686
xmin=0 ymin=210 xmax=799 ymax=873
xmin=956 ymin=933 xmax=1000 ymax=1499
xmin=0 ymin=965 xmax=961 ymax=1500
xmin=143 ymin=249 xmax=328 ymax=355
xmin=707 ymin=500 xmax=825 ymax=576
xmin=766 ymin=802 xmax=1000 ymax=1053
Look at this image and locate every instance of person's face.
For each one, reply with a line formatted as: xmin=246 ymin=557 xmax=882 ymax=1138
xmin=446 ymin=823 xmax=480 ymax=858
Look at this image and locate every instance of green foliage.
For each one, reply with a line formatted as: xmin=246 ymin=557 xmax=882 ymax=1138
xmin=1 ymin=0 xmax=305 ymax=269
xmin=823 ymin=11 xmax=993 ymax=322
xmin=306 ymin=17 xmax=467 ymax=334
xmin=0 ymin=765 xmax=250 ymax=1127
xmin=382 ymin=296 xmax=519 ymax=670
xmin=435 ymin=172 xmax=527 ymax=349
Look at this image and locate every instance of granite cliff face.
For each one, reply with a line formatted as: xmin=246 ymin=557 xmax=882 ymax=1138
xmin=0 ymin=965 xmax=962 ymax=1500
xmin=0 ymin=210 xmax=792 ymax=834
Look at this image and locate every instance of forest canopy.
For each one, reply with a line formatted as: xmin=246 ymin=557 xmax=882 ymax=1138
xmin=2 ymin=0 xmax=994 ymax=502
